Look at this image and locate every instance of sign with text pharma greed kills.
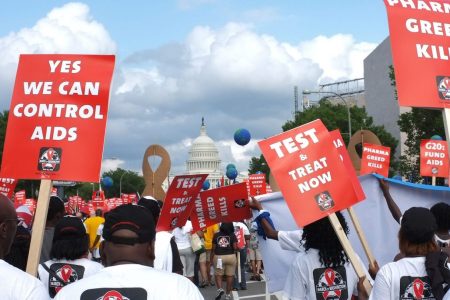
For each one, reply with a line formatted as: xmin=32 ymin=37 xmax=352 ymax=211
xmin=191 ymin=182 xmax=252 ymax=232
xmin=360 ymin=143 xmax=391 ymax=178
xmin=329 ymin=130 xmax=366 ymax=201
xmin=258 ymin=120 xmax=359 ymax=227
xmin=0 ymin=178 xmax=17 ymax=199
xmin=384 ymin=0 xmax=450 ymax=108
xmin=248 ymin=173 xmax=267 ymax=196
xmin=156 ymin=174 xmax=207 ymax=232
xmin=420 ymin=139 xmax=449 ymax=177
xmin=1 ymin=54 xmax=115 ymax=182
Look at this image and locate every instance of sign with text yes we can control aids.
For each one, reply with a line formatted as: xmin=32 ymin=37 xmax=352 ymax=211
xmin=258 ymin=120 xmax=359 ymax=227
xmin=1 ymin=54 xmax=115 ymax=182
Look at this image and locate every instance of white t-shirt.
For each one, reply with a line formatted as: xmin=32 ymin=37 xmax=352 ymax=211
xmin=282 ymin=249 xmax=365 ymax=300
xmin=369 ymin=257 xmax=443 ymax=300
xmin=444 ymin=290 xmax=450 ymax=300
xmin=172 ymin=220 xmax=193 ymax=250
xmin=38 ymin=258 xmax=103 ymax=298
xmin=92 ymin=224 xmax=104 ymax=259
xmin=278 ymin=230 xmax=303 ymax=252
xmin=154 ymin=231 xmax=173 ymax=272
xmin=53 ymin=264 xmax=204 ymax=300
xmin=0 ymin=259 xmax=49 ymax=300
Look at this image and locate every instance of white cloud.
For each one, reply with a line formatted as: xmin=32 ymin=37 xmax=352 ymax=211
xmin=101 ymin=158 xmax=125 ymax=173
xmin=177 ymin=0 xmax=216 ymax=10
xmin=0 ymin=3 xmax=378 ymax=178
xmin=0 ymin=2 xmax=116 ymax=105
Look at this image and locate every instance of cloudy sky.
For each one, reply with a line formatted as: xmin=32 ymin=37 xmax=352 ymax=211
xmin=0 ymin=1 xmax=389 ymax=178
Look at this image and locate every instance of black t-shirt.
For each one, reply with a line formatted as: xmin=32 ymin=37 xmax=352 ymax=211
xmin=170 ymin=237 xmax=184 ymax=274
xmin=213 ymin=232 xmax=237 ymax=255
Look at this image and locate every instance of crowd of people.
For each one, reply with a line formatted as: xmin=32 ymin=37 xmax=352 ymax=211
xmin=1 ymin=194 xmax=262 ymax=300
xmin=0 ymin=178 xmax=449 ymax=299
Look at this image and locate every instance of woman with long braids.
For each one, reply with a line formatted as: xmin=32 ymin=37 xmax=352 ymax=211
xmin=282 ymin=212 xmax=369 ymax=300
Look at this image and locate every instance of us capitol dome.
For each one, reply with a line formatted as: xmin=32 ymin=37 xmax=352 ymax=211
xmin=186 ymin=118 xmax=223 ymax=188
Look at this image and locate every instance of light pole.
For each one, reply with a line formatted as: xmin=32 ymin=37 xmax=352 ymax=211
xmin=119 ymin=172 xmax=127 ymax=197
xmin=302 ymin=90 xmax=352 ymax=137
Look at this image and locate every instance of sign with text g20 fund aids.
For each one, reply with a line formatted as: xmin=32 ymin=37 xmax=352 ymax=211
xmin=258 ymin=120 xmax=359 ymax=227
xmin=1 ymin=54 xmax=115 ymax=182
xmin=420 ymin=139 xmax=449 ymax=177
xmin=384 ymin=0 xmax=450 ymax=108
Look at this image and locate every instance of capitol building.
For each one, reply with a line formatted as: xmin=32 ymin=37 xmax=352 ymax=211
xmin=186 ymin=118 xmax=224 ymax=188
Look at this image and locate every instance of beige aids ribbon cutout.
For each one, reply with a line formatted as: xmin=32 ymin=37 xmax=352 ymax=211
xmin=142 ymin=144 xmax=171 ymax=201
xmin=348 ymin=130 xmax=381 ymax=175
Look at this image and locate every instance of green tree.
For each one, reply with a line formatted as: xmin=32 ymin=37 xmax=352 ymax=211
xmin=283 ymin=100 xmax=399 ymax=174
xmin=248 ymin=154 xmax=270 ymax=183
xmin=249 ymin=99 xmax=399 ymax=177
xmin=389 ymin=66 xmax=446 ymax=183
xmin=101 ymin=168 xmax=145 ymax=198
xmin=398 ymin=109 xmax=445 ymax=183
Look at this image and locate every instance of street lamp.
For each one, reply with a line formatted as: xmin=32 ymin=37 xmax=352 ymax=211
xmin=119 ymin=172 xmax=127 ymax=197
xmin=302 ymin=90 xmax=352 ymax=137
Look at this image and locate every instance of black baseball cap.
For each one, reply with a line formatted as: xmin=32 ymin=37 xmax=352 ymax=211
xmin=102 ymin=204 xmax=155 ymax=245
xmin=53 ymin=216 xmax=86 ymax=241
xmin=138 ymin=196 xmax=161 ymax=221
xmin=401 ymin=207 xmax=437 ymax=244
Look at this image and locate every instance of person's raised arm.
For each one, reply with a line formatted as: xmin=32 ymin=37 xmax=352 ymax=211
xmin=378 ymin=179 xmax=402 ymax=224
xmin=248 ymin=197 xmax=279 ymax=240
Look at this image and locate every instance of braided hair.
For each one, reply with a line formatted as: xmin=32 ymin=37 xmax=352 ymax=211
xmin=301 ymin=211 xmax=349 ymax=267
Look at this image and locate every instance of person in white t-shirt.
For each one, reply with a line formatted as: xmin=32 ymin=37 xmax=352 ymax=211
xmin=0 ymin=194 xmax=49 ymax=300
xmin=54 ymin=204 xmax=203 ymax=300
xmin=173 ymin=219 xmax=196 ymax=281
xmin=369 ymin=207 xmax=448 ymax=300
xmin=283 ymin=211 xmax=369 ymax=300
xmin=38 ymin=216 xmax=103 ymax=298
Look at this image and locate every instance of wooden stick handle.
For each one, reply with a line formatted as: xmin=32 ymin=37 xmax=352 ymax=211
xmin=328 ymin=213 xmax=372 ymax=295
xmin=432 ymin=176 xmax=436 ymax=186
xmin=347 ymin=207 xmax=376 ymax=268
xmin=443 ymin=108 xmax=450 ymax=187
xmin=26 ymin=179 xmax=53 ymax=276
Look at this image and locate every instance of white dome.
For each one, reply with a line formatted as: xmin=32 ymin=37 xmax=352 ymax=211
xmin=186 ymin=119 xmax=222 ymax=187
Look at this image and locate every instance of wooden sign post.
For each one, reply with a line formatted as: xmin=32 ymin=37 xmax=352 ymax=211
xmin=25 ymin=179 xmax=53 ymax=275
xmin=347 ymin=207 xmax=376 ymax=269
xmin=329 ymin=213 xmax=372 ymax=295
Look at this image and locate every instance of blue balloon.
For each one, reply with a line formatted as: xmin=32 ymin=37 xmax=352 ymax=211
xmin=102 ymin=176 xmax=114 ymax=188
xmin=234 ymin=128 xmax=251 ymax=146
xmin=202 ymin=180 xmax=210 ymax=190
xmin=431 ymin=135 xmax=443 ymax=141
xmin=226 ymin=163 xmax=236 ymax=170
xmin=226 ymin=168 xmax=238 ymax=180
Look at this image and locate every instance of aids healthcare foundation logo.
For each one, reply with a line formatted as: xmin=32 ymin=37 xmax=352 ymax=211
xmin=48 ymin=263 xmax=85 ymax=297
xmin=400 ymin=276 xmax=434 ymax=300
xmin=314 ymin=191 xmax=335 ymax=211
xmin=81 ymin=287 xmax=147 ymax=300
xmin=38 ymin=147 xmax=62 ymax=172
xmin=437 ymin=76 xmax=450 ymax=100
xmin=313 ymin=266 xmax=348 ymax=299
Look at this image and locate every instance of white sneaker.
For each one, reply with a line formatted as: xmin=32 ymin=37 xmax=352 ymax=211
xmin=215 ymin=288 xmax=225 ymax=300
xmin=224 ymin=294 xmax=232 ymax=300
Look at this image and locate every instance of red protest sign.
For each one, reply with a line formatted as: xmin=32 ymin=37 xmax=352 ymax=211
xmin=1 ymin=54 xmax=115 ymax=182
xmin=248 ymin=174 xmax=267 ymax=196
xmin=0 ymin=178 xmax=17 ymax=198
xmin=191 ymin=182 xmax=252 ymax=231
xmin=330 ymin=130 xmax=366 ymax=201
xmin=258 ymin=119 xmax=359 ymax=227
xmin=14 ymin=190 xmax=26 ymax=208
xmin=235 ymin=227 xmax=246 ymax=249
xmin=157 ymin=174 xmax=207 ymax=232
xmin=360 ymin=143 xmax=391 ymax=177
xmin=384 ymin=0 xmax=450 ymax=108
xmin=420 ymin=139 xmax=449 ymax=178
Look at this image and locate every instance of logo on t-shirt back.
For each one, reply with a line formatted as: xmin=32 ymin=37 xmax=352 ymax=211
xmin=217 ymin=236 xmax=230 ymax=248
xmin=313 ymin=266 xmax=348 ymax=299
xmin=80 ymin=288 xmax=147 ymax=300
xmin=400 ymin=276 xmax=435 ymax=300
xmin=48 ymin=263 xmax=85 ymax=297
